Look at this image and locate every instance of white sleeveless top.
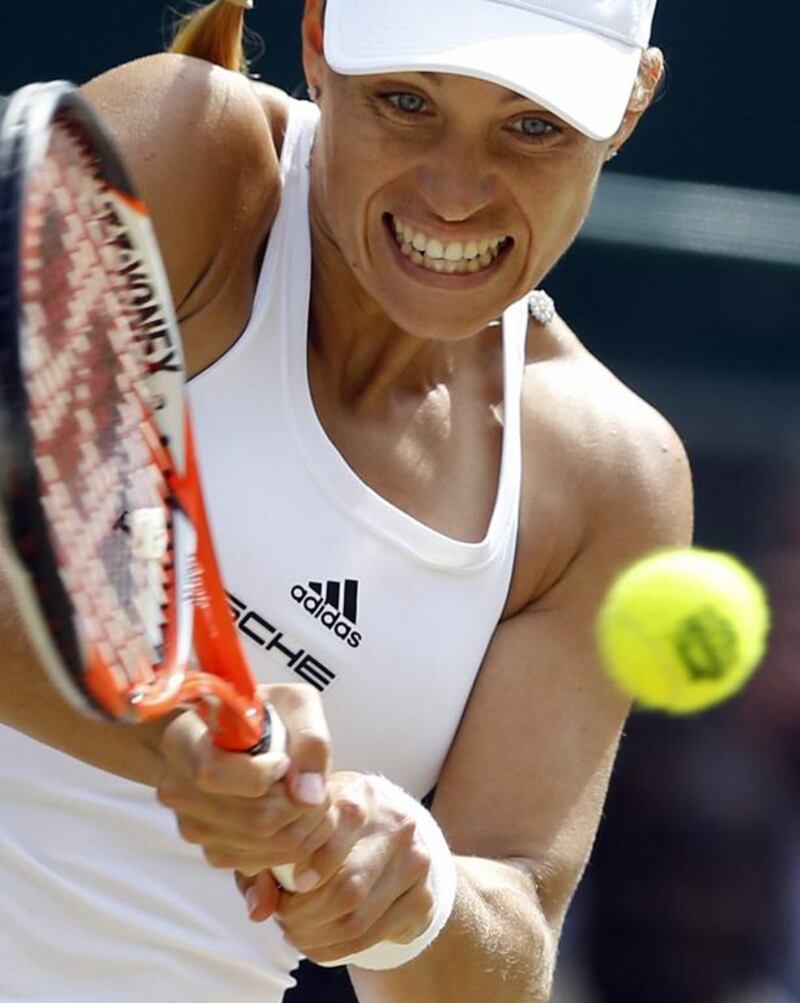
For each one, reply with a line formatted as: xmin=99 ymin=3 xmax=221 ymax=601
xmin=0 ymin=97 xmax=527 ymax=1002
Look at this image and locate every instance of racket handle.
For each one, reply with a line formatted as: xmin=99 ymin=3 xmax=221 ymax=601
xmin=262 ymin=707 xmax=298 ymax=893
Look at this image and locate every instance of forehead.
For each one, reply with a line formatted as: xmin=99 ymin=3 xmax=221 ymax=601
xmin=337 ymin=68 xmax=554 ymax=111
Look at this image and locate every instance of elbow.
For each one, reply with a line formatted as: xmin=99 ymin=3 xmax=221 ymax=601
xmin=501 ymin=854 xmax=577 ymax=984
xmin=476 ymin=857 xmax=561 ymax=998
xmin=524 ymin=914 xmax=558 ymax=1003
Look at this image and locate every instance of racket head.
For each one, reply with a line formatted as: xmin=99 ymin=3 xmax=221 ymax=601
xmin=0 ymin=81 xmax=194 ymax=721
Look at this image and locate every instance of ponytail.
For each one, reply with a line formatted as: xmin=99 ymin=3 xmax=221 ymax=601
xmin=170 ymin=1 xmax=249 ymax=73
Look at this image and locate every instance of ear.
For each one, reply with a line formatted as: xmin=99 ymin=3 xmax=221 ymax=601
xmin=301 ymin=0 xmax=326 ymax=94
xmin=605 ymin=47 xmax=664 ymax=160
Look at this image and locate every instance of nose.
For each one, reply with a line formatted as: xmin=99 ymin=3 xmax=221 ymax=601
xmin=415 ymin=129 xmax=497 ymax=222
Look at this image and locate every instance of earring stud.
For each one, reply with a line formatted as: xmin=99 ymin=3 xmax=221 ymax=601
xmin=528 ymin=290 xmax=555 ymax=325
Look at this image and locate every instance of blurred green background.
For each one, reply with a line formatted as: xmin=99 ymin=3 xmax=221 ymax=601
xmin=3 ymin=3 xmax=799 ymax=1000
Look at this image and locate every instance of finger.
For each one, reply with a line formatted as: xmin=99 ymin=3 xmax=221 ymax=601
xmin=288 ymin=792 xmax=366 ymax=893
xmin=300 ymin=881 xmax=435 ymax=964
xmin=236 ymin=870 xmax=280 ymax=923
xmin=280 ymin=833 xmax=387 ymax=929
xmin=264 ymin=684 xmax=331 ymax=806
xmin=265 ymin=804 xmax=338 ymax=883
xmin=160 ymin=709 xmax=207 ymax=776
xmin=220 ymin=802 xmax=337 ymax=877
xmin=281 ymin=820 xmax=427 ymax=936
xmin=288 ymin=845 xmax=430 ymax=959
xmin=158 ymin=774 xmax=295 ymax=831
xmin=161 ymin=710 xmax=291 ymax=798
xmin=192 ymin=742 xmax=291 ymax=799
xmin=165 ymin=786 xmax=331 ymax=863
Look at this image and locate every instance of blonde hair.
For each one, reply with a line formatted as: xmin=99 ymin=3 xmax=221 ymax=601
xmin=170 ymin=1 xmax=248 ymax=73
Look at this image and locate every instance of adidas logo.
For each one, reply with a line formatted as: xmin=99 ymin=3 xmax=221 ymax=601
xmin=291 ymin=578 xmax=363 ymax=649
xmin=228 ymin=592 xmax=337 ymax=692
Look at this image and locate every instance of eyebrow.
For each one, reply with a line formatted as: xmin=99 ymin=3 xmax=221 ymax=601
xmin=418 ymin=70 xmax=544 ymax=108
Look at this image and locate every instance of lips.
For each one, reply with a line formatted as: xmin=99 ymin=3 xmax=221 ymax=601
xmin=387 ymin=214 xmax=511 ymax=275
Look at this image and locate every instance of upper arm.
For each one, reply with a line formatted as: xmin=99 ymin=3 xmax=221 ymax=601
xmin=430 ymin=403 xmax=692 ymax=933
xmin=80 ymin=53 xmax=282 ymax=313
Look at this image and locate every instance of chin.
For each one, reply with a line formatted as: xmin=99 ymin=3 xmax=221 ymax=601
xmin=382 ymin=294 xmax=506 ymax=342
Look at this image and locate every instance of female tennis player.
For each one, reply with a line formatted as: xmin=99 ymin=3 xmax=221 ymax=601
xmin=0 ymin=0 xmax=692 ymax=999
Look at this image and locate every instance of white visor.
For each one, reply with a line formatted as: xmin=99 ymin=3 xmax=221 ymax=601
xmin=323 ymin=0 xmax=656 ymax=141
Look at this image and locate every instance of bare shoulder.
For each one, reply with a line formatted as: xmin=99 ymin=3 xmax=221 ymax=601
xmin=81 ymin=53 xmax=283 ymax=311
xmin=511 ymin=312 xmax=693 ymax=609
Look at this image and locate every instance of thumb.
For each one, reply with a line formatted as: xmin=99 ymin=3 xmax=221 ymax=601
xmin=263 ymin=684 xmax=331 ymax=806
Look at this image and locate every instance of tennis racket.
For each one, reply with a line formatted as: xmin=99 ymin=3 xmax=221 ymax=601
xmin=0 ymin=81 xmax=296 ymax=887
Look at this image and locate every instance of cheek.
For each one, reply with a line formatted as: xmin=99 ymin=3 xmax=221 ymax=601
xmin=315 ymin=127 xmax=389 ymax=262
xmin=523 ymin=157 xmax=602 ymax=255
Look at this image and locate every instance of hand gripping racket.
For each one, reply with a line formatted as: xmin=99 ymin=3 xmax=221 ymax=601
xmin=0 ymin=81 xmax=296 ymax=888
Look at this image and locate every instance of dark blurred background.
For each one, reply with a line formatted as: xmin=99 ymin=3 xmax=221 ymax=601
xmin=3 ymin=3 xmax=798 ymax=1000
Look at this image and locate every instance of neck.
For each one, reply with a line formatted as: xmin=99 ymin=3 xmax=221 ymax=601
xmin=307 ymin=201 xmax=464 ymax=415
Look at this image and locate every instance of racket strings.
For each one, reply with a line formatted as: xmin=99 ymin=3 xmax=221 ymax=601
xmin=20 ymin=119 xmax=174 ymax=695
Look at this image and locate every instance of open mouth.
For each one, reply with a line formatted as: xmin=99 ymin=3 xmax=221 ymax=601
xmin=386 ymin=214 xmax=512 ymax=275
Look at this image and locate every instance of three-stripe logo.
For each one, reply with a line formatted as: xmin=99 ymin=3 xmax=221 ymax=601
xmin=290 ymin=578 xmax=363 ymax=648
xmin=308 ymin=579 xmax=359 ymax=624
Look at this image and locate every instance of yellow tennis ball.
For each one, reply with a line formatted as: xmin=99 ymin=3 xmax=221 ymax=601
xmin=597 ymin=548 xmax=770 ymax=714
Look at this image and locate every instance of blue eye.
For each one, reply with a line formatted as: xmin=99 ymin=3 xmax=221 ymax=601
xmin=516 ymin=116 xmax=555 ymax=138
xmin=386 ymin=92 xmax=427 ymax=114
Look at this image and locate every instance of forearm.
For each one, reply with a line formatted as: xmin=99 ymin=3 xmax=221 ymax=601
xmin=349 ymin=856 xmax=555 ymax=1003
xmin=2 ymin=675 xmax=169 ymax=786
xmin=0 ymin=567 xmax=168 ymax=786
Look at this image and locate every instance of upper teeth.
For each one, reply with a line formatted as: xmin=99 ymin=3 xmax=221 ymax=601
xmin=390 ymin=215 xmax=507 ymax=274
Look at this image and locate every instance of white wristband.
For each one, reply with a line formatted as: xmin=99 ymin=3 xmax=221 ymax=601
xmin=315 ymin=776 xmax=457 ymax=971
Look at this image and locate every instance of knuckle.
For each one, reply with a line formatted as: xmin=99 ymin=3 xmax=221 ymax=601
xmin=271 ymin=682 xmax=321 ymax=713
xmin=293 ymin=729 xmax=330 ymax=762
xmin=389 ymin=816 xmax=417 ymax=850
xmin=155 ymin=781 xmax=179 ymax=807
xmin=416 ymin=884 xmax=436 ymax=919
xmin=338 ymin=872 xmax=369 ymax=910
xmin=297 ymin=816 xmax=335 ymax=858
xmin=337 ymin=795 xmax=367 ymax=829
xmin=176 ymin=816 xmax=206 ymax=844
xmin=203 ymin=846 xmax=234 ymax=869
xmin=340 ymin=909 xmax=370 ymax=939
xmin=397 ymin=816 xmax=417 ymax=840
xmin=238 ymin=774 xmax=269 ymax=800
xmin=404 ymin=843 xmax=431 ymax=883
